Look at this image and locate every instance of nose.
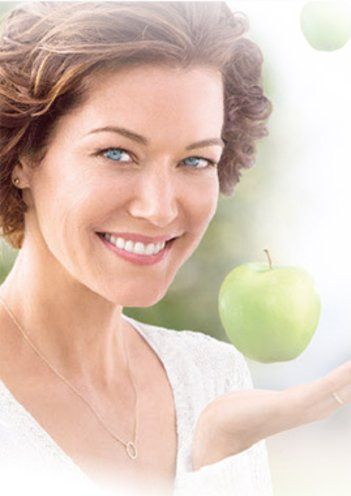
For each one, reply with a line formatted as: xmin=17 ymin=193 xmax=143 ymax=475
xmin=127 ymin=165 xmax=179 ymax=227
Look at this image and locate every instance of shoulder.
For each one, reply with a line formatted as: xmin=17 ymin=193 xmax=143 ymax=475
xmin=140 ymin=316 xmax=231 ymax=354
xmin=137 ymin=318 xmax=253 ymax=392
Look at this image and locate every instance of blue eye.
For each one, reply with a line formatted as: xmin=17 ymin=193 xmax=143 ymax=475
xmin=182 ymin=156 xmax=217 ymax=169
xmin=94 ymin=147 xmax=217 ymax=169
xmin=99 ymin=147 xmax=132 ymax=163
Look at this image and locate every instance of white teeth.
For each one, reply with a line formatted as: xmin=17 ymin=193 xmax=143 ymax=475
xmin=102 ymin=233 xmax=166 ymax=255
xmin=124 ymin=240 xmax=134 ymax=253
xmin=116 ymin=238 xmax=125 ymax=249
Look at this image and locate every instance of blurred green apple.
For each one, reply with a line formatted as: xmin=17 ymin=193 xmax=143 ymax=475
xmin=218 ymin=250 xmax=321 ymax=363
xmin=300 ymin=1 xmax=351 ymax=51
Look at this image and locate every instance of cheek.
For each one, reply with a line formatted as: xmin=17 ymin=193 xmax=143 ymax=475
xmin=75 ymin=183 xmax=127 ymax=232
xmin=189 ymin=180 xmax=219 ymax=229
xmin=38 ymin=187 xmax=94 ymax=258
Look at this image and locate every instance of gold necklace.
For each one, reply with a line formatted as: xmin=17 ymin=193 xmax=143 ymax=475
xmin=0 ymin=295 xmax=139 ymax=460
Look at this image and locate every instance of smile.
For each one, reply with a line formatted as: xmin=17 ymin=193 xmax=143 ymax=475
xmin=101 ymin=232 xmax=166 ymax=255
xmin=96 ymin=232 xmax=177 ymax=266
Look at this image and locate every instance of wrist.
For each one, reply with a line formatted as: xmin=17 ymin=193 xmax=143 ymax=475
xmin=285 ymin=376 xmax=344 ymax=423
xmin=247 ymin=377 xmax=344 ymax=446
xmin=223 ymin=388 xmax=311 ymax=448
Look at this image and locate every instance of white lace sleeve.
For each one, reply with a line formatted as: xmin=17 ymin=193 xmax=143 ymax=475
xmin=172 ymin=344 xmax=274 ymax=496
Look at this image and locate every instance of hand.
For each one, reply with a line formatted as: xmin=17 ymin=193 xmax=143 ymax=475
xmin=191 ymin=359 xmax=351 ymax=471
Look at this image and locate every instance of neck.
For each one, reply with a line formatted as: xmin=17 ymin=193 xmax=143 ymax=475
xmin=0 ymin=244 xmax=132 ymax=392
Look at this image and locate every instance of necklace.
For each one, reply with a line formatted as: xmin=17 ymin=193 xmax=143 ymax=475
xmin=0 ymin=295 xmax=139 ymax=460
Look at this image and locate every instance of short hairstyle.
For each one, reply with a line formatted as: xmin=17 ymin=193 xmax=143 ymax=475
xmin=0 ymin=1 xmax=273 ymax=250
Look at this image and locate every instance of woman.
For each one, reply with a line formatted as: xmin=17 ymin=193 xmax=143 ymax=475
xmin=0 ymin=2 xmax=349 ymax=495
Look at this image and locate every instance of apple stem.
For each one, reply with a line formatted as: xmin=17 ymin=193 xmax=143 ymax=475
xmin=264 ymin=249 xmax=272 ymax=269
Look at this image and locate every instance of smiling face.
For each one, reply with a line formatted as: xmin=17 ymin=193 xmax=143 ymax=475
xmin=17 ymin=64 xmax=225 ymax=306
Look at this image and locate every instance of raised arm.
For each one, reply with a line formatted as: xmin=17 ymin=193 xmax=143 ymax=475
xmin=191 ymin=359 xmax=351 ymax=470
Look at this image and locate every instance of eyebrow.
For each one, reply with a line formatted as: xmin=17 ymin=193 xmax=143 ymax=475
xmin=85 ymin=125 xmax=225 ymax=150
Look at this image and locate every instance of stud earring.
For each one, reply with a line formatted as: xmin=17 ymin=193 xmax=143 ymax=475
xmin=12 ymin=177 xmax=20 ymax=186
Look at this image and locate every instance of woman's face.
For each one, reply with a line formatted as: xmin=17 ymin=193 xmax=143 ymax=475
xmin=19 ymin=64 xmax=225 ymax=306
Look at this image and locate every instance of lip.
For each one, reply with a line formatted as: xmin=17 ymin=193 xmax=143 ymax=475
xmin=97 ymin=232 xmax=176 ymax=266
xmin=96 ymin=231 xmax=178 ymax=244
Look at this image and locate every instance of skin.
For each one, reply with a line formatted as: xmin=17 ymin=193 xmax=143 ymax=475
xmin=1 ymin=62 xmax=350 ymax=485
xmin=192 ymin=359 xmax=351 ymax=471
xmin=0 ymin=63 xmax=224 ymax=396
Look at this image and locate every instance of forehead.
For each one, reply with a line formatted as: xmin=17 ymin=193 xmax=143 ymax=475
xmin=83 ymin=63 xmax=223 ymax=115
xmin=54 ymin=64 xmax=225 ymax=145
xmin=84 ymin=63 xmax=223 ymax=98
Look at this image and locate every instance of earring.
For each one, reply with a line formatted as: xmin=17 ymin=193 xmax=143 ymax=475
xmin=12 ymin=177 xmax=20 ymax=187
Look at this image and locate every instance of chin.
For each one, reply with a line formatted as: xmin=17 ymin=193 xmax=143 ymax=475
xmin=119 ymin=293 xmax=165 ymax=308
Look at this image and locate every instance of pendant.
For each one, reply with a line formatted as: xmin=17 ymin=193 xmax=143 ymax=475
xmin=126 ymin=441 xmax=138 ymax=459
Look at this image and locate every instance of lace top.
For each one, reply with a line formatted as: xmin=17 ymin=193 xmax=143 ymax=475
xmin=0 ymin=313 xmax=274 ymax=496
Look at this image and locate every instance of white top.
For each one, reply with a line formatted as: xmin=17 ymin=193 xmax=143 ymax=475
xmin=0 ymin=313 xmax=274 ymax=496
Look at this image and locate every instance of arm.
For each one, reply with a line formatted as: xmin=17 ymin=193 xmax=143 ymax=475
xmin=173 ymin=344 xmax=274 ymax=496
xmin=191 ymin=359 xmax=351 ymax=471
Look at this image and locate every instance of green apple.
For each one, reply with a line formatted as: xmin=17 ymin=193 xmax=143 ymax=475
xmin=218 ymin=250 xmax=321 ymax=363
xmin=300 ymin=1 xmax=351 ymax=51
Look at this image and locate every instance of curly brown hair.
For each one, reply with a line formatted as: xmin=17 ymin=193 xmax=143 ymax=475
xmin=0 ymin=1 xmax=273 ymax=251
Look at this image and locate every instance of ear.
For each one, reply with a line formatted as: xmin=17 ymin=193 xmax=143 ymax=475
xmin=12 ymin=153 xmax=36 ymax=188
